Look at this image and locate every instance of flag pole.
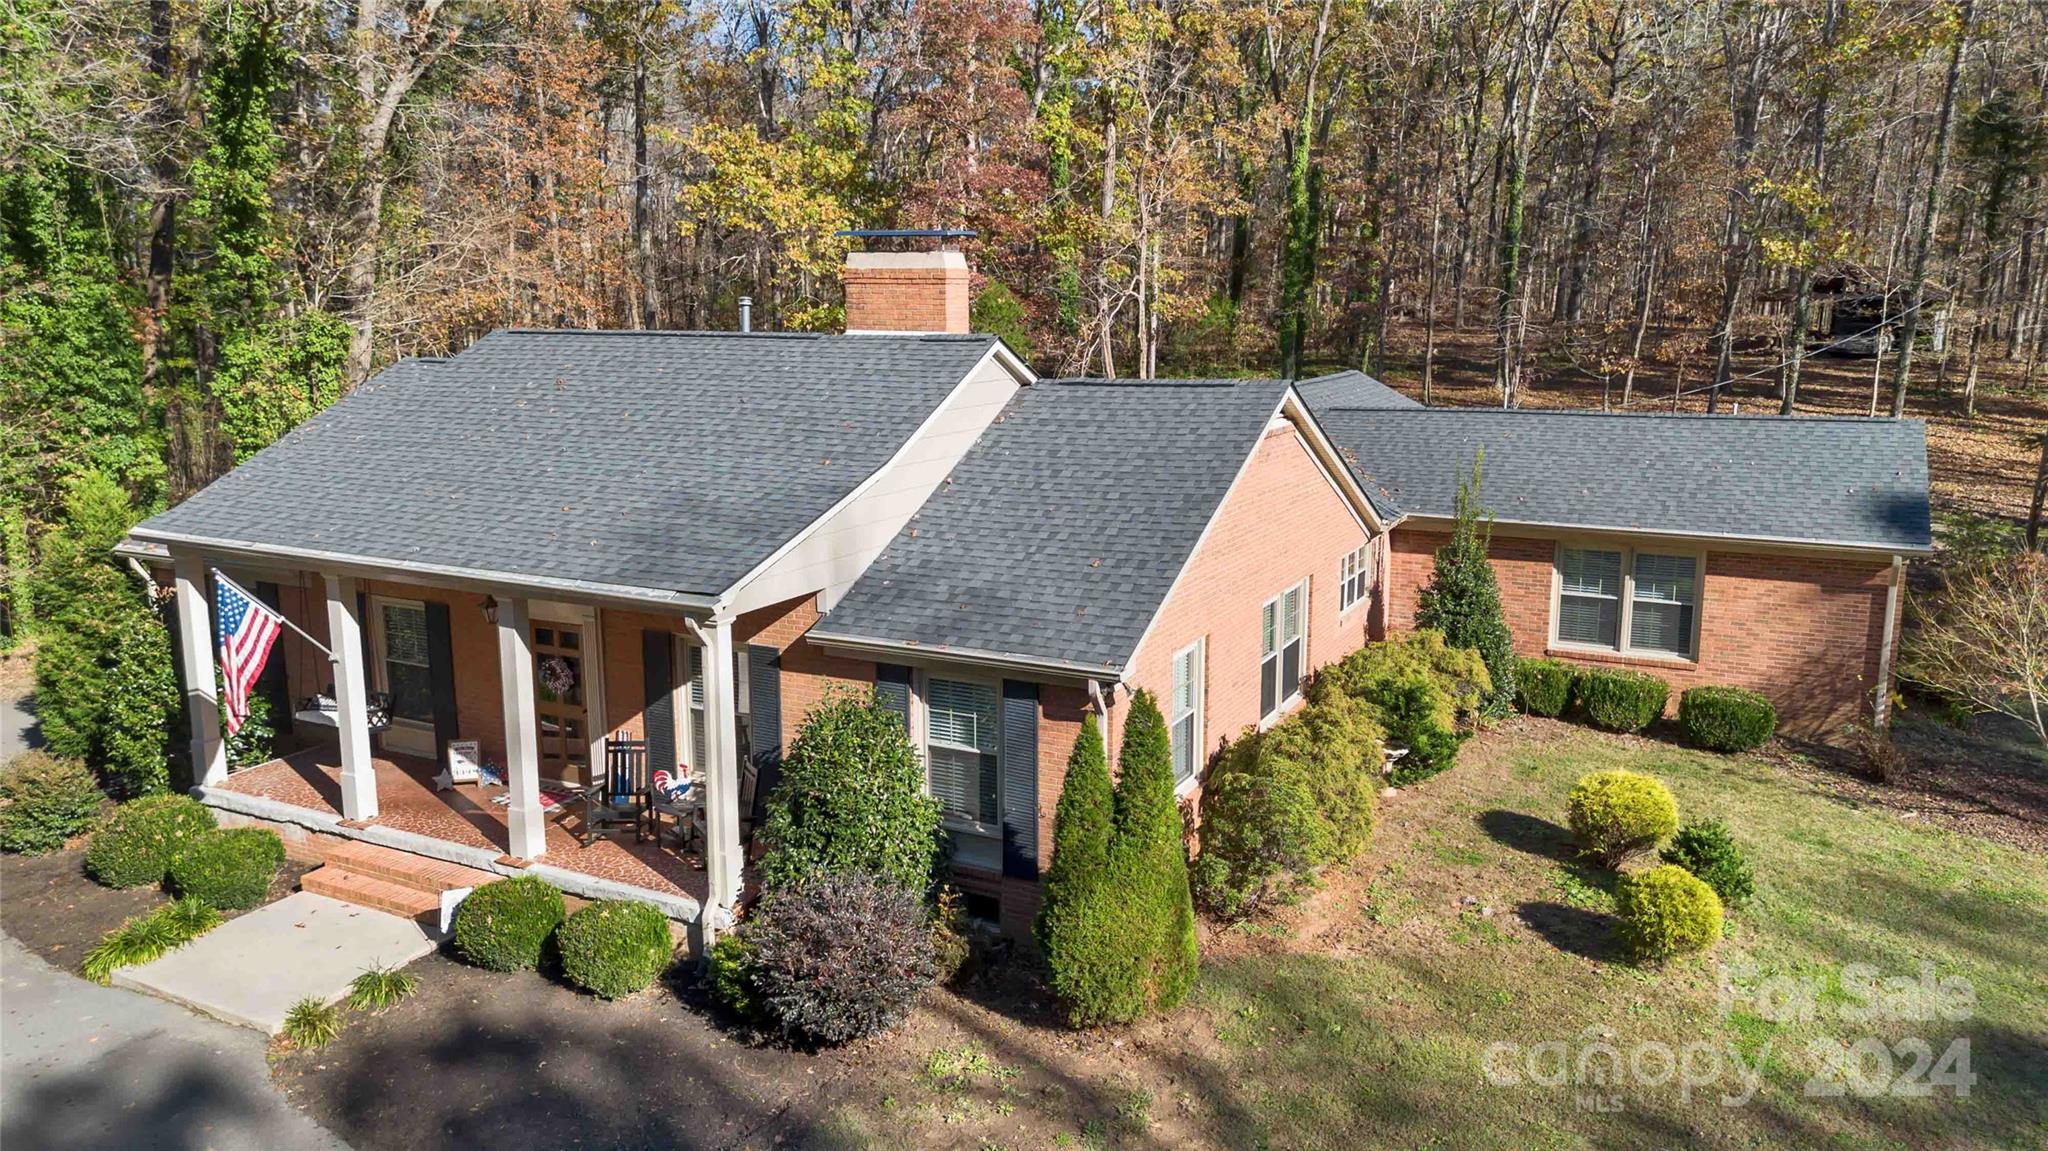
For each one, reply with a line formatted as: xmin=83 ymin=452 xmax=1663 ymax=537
xmin=210 ymin=568 xmax=338 ymax=663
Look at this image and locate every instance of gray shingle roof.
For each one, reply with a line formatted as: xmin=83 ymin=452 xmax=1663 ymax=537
xmin=814 ymin=377 xmax=1296 ymax=674
xmin=1296 ymin=369 xmax=1421 ymax=411
xmin=136 ymin=330 xmax=1000 ymax=596
xmin=1308 ymin=407 xmax=1931 ymax=552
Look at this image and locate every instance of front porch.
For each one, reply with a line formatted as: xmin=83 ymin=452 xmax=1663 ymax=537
xmin=207 ymin=749 xmax=712 ymax=913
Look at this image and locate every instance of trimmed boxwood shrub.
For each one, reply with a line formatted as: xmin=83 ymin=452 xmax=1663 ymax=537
xmin=747 ymin=871 xmax=937 ymax=1044
xmin=167 ymin=827 xmax=285 ymax=909
xmin=1616 ymin=864 xmax=1724 ymax=961
xmin=1677 ymin=686 xmax=1777 ymax=752
xmin=1193 ymin=688 xmax=1383 ymax=919
xmin=705 ymin=931 xmax=764 ymax=1022
xmin=1567 ymin=769 xmax=1679 ymax=867
xmin=1318 ymin=633 xmax=1473 ymax=785
xmin=1515 ymin=658 xmax=1576 ymax=718
xmin=453 ymin=875 xmax=566 ymax=972
xmin=0 ymin=751 xmax=105 ymax=854
xmin=558 ymin=900 xmax=673 ymax=999
xmin=1574 ymin=668 xmax=1671 ymax=733
xmin=85 ymin=794 xmax=217 ymax=888
xmin=754 ymin=688 xmax=941 ymax=895
xmin=1660 ymin=818 xmax=1755 ymax=906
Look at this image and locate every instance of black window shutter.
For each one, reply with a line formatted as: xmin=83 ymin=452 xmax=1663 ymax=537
xmin=254 ymin=581 xmax=292 ymax=734
xmin=642 ymin=630 xmax=675 ymax=772
xmin=424 ymin=601 xmax=458 ymax=759
xmin=1000 ymin=680 xmax=1040 ymax=879
xmin=746 ymin=644 xmax=783 ymax=827
xmin=353 ymin=590 xmax=372 ymax=698
xmin=875 ymin=663 xmax=913 ymax=732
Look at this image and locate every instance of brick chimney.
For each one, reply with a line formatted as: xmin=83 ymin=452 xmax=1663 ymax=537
xmin=843 ymin=250 xmax=971 ymax=334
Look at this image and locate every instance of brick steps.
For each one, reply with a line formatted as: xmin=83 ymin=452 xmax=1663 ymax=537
xmin=300 ymin=867 xmax=443 ymax=919
xmin=299 ymin=839 xmax=498 ymax=923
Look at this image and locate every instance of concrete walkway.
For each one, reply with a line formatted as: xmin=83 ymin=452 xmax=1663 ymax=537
xmin=113 ymin=892 xmax=438 ymax=1034
xmin=0 ymin=932 xmax=351 ymax=1151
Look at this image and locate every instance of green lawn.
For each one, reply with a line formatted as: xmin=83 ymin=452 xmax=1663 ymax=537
xmin=801 ymin=721 xmax=2047 ymax=1150
xmin=1188 ymin=723 xmax=2048 ymax=1150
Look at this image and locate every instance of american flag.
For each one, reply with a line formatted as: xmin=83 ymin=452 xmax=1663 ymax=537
xmin=215 ymin=574 xmax=282 ymax=735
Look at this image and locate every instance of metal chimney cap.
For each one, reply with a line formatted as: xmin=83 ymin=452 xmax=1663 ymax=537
xmin=836 ymin=227 xmax=977 ymax=251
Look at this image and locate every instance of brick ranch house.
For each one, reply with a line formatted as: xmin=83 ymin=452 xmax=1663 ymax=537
xmin=119 ymin=247 xmax=1930 ymax=948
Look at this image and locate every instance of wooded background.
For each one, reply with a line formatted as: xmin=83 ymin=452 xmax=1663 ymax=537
xmin=5 ymin=0 xmax=2047 ymax=641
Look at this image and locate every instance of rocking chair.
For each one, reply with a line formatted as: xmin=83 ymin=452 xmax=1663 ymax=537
xmin=578 ymin=736 xmax=649 ymax=846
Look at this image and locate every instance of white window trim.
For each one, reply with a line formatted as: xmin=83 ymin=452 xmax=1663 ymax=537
xmin=1170 ymin=637 xmax=1206 ymax=798
xmin=1259 ymin=579 xmax=1310 ymax=725
xmin=1338 ymin=543 xmax=1372 ymax=617
xmin=918 ymin=670 xmax=1003 ymax=838
xmin=1548 ymin=540 xmax=1706 ymax=663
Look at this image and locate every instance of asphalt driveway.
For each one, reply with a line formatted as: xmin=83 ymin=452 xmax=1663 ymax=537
xmin=0 ymin=932 xmax=350 ymax=1151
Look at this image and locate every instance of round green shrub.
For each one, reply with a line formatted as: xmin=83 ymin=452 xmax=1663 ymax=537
xmin=754 ymin=688 xmax=941 ymax=896
xmin=1573 ymin=668 xmax=1671 ymax=733
xmin=453 ymin=876 xmax=566 ymax=971
xmin=1660 ymin=818 xmax=1755 ymax=906
xmin=84 ymin=794 xmax=217 ymax=888
xmin=1677 ymin=686 xmax=1777 ymax=752
xmin=557 ymin=900 xmax=673 ymax=999
xmin=1616 ymin=864 xmax=1724 ymax=961
xmin=747 ymin=872 xmax=937 ymax=1044
xmin=167 ymin=827 xmax=286 ymax=910
xmin=1567 ymin=769 xmax=1679 ymax=867
xmin=1514 ymin=658 xmax=1576 ymax=718
xmin=0 ymin=750 xmax=105 ymax=854
xmin=705 ymin=931 xmax=764 ymax=1022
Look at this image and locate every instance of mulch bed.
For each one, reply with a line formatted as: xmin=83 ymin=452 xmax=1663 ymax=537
xmin=1762 ymin=711 xmax=2048 ymax=854
xmin=1 ymin=845 xmax=317 ymax=976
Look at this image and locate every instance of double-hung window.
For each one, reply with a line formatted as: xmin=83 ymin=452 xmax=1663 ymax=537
xmin=1260 ymin=582 xmax=1307 ymax=721
xmin=1338 ymin=544 xmax=1372 ymax=614
xmin=685 ymin=644 xmax=706 ymax=769
xmin=1170 ymin=639 xmax=1205 ymax=787
xmin=926 ymin=678 xmax=1000 ymax=826
xmin=1554 ymin=544 xmax=1700 ymax=659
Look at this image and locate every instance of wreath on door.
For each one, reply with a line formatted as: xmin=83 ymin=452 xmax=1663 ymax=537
xmin=539 ymin=655 xmax=578 ymax=697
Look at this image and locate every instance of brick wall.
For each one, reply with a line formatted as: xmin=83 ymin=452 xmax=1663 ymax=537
xmin=842 ymin=252 xmax=971 ymax=333
xmin=1119 ymin=422 xmax=1374 ymax=778
xmin=1387 ymin=527 xmax=1896 ymax=736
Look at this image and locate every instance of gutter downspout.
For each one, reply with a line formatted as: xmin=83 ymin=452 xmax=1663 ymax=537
xmin=1874 ymin=554 xmax=1903 ymax=727
xmin=1087 ymin=679 xmax=1114 ymax=766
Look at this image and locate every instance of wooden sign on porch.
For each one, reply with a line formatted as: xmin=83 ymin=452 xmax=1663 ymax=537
xmin=446 ymin=740 xmax=482 ymax=785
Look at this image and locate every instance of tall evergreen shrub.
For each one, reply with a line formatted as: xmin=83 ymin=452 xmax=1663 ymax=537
xmin=1416 ymin=452 xmax=1517 ymax=718
xmin=1040 ymin=693 xmax=1198 ymax=1026
xmin=755 ymin=688 xmax=941 ymax=895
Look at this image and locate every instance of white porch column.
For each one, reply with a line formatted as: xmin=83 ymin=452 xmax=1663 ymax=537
xmin=322 ymin=575 xmax=378 ymax=821
xmin=172 ymin=554 xmax=227 ymax=787
xmin=496 ymin=596 xmax=547 ymax=860
xmin=695 ymin=616 xmax=744 ymax=926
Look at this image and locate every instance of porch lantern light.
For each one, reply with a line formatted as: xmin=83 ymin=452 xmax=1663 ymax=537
xmin=482 ymin=595 xmax=498 ymax=625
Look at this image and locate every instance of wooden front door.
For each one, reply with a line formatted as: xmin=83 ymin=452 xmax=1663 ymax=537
xmin=532 ymin=621 xmax=591 ymax=785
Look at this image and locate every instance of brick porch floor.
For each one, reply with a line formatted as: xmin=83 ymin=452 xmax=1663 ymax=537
xmin=215 ymin=748 xmax=708 ymax=905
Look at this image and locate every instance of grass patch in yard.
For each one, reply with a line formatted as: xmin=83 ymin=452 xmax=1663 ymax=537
xmin=1190 ymin=726 xmax=2048 ymax=1151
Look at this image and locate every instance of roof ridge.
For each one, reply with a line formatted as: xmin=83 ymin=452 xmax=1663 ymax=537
xmin=1318 ymin=406 xmax=1921 ymax=426
xmin=1043 ymin=376 xmax=1283 ymax=388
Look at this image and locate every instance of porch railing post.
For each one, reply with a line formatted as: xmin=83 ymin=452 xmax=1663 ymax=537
xmin=172 ymin=553 xmax=227 ymax=787
xmin=496 ymin=596 xmax=547 ymax=859
xmin=322 ymin=574 xmax=379 ymax=821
